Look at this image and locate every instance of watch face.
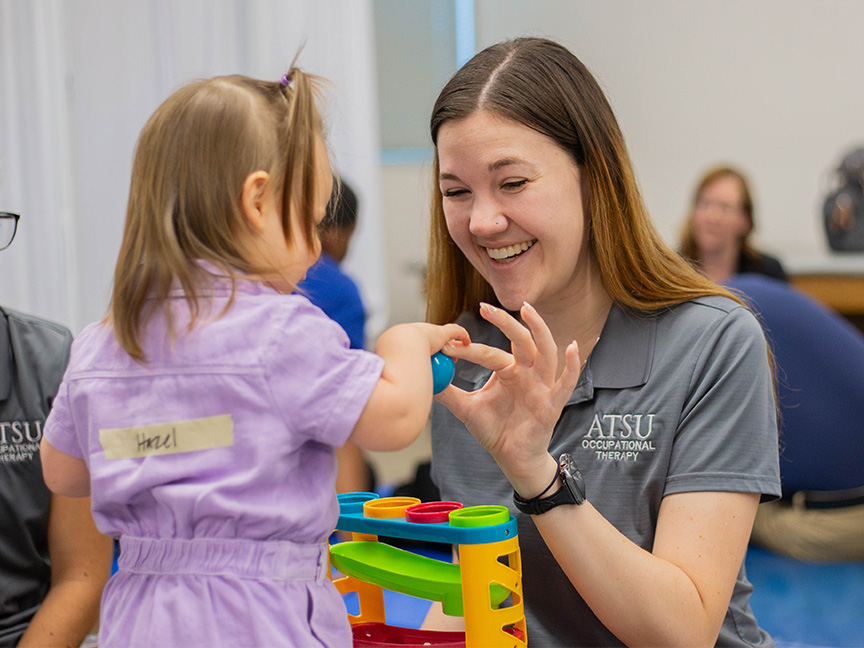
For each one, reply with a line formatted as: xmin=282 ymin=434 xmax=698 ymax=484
xmin=558 ymin=453 xmax=586 ymax=504
xmin=559 ymin=453 xmax=577 ymax=477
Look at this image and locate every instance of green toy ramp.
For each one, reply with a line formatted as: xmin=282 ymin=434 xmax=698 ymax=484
xmin=330 ymin=541 xmax=509 ymax=616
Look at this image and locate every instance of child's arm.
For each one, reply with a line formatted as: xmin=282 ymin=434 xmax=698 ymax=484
xmin=349 ymin=322 xmax=467 ymax=452
xmin=40 ymin=439 xmax=92 ymax=497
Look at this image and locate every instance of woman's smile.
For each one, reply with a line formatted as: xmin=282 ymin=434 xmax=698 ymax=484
xmin=485 ymin=239 xmax=537 ymax=262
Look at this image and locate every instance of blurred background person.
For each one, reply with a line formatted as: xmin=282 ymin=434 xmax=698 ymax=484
xmin=298 ymin=181 xmax=375 ymax=495
xmin=0 ymin=211 xmax=112 ymax=647
xmin=679 ymin=166 xmax=788 ymax=284
xmin=299 ymin=181 xmax=366 ymax=350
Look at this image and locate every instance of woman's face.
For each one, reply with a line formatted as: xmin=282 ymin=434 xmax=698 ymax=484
xmin=691 ymin=175 xmax=751 ymax=255
xmin=437 ymin=111 xmax=596 ymax=313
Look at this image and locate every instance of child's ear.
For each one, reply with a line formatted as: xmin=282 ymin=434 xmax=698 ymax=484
xmin=240 ymin=171 xmax=271 ymax=232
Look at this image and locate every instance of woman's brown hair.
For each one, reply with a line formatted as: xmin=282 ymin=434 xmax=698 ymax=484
xmin=679 ymin=165 xmax=761 ymax=269
xmin=110 ymin=69 xmax=326 ymax=360
xmin=426 ymin=37 xmax=738 ymax=324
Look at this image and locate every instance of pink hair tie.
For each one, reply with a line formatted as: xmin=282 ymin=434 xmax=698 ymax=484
xmin=280 ymin=72 xmax=293 ymax=88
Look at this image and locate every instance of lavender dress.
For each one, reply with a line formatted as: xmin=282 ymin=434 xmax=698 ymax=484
xmin=44 ymin=273 xmax=383 ymax=647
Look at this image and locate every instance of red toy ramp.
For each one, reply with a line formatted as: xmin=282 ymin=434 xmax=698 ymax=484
xmin=351 ymin=622 xmax=525 ymax=648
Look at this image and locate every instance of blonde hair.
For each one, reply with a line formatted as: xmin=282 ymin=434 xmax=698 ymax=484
xmin=426 ymin=38 xmax=738 ymax=324
xmin=679 ymin=165 xmax=761 ymax=269
xmin=110 ymin=69 xmax=327 ymax=360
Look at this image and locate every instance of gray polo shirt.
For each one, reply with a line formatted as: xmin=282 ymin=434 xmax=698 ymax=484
xmin=431 ymin=296 xmax=780 ymax=647
xmin=0 ymin=308 xmax=72 ymax=646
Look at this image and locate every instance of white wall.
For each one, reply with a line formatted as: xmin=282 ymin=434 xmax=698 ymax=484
xmin=377 ymin=1 xmax=864 ymax=338
xmin=0 ymin=0 xmax=384 ymax=336
xmin=475 ymin=0 xmax=864 ymax=260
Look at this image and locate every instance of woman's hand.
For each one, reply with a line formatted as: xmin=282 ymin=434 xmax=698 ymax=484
xmin=435 ymin=302 xmax=582 ymax=494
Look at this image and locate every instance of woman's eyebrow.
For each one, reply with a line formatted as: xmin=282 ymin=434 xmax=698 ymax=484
xmin=440 ymin=157 xmax=534 ymax=182
xmin=489 ymin=157 xmax=532 ymax=172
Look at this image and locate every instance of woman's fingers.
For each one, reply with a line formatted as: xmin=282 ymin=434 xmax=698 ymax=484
xmin=519 ymin=302 xmax=558 ymax=377
xmin=445 ymin=302 xmax=563 ymax=382
xmin=479 ymin=302 xmax=536 ymax=367
xmin=552 ymin=340 xmax=583 ymax=409
xmin=443 ymin=339 xmax=514 ymax=372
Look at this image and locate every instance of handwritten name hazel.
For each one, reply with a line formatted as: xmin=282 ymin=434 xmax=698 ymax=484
xmin=137 ymin=428 xmax=178 ymax=453
xmin=99 ymin=414 xmax=234 ymax=460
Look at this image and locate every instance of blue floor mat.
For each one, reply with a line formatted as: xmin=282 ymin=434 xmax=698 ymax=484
xmin=745 ymin=546 xmax=864 ymax=647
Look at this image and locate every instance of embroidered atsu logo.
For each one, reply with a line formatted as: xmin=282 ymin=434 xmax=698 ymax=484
xmin=582 ymin=413 xmax=657 ymax=462
xmin=0 ymin=420 xmax=44 ymax=463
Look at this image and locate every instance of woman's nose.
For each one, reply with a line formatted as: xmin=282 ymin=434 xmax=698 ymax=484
xmin=468 ymin=197 xmax=507 ymax=236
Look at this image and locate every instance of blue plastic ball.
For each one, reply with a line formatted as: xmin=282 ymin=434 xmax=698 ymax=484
xmin=431 ymin=352 xmax=455 ymax=394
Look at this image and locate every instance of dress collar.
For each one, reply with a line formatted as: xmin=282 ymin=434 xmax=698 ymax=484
xmin=166 ymin=260 xmax=281 ymax=299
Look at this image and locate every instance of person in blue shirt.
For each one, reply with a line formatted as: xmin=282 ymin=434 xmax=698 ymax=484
xmin=298 ymin=181 xmax=375 ymax=495
xmin=298 ymin=180 xmax=366 ymax=350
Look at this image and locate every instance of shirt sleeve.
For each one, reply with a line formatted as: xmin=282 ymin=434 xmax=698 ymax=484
xmin=43 ymin=376 xmax=86 ymax=460
xmin=267 ymin=300 xmax=384 ymax=448
xmin=666 ymin=305 xmax=782 ymax=501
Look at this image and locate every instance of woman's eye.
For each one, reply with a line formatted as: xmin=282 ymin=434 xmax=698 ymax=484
xmin=443 ymin=188 xmax=469 ymax=198
xmin=502 ymin=179 xmax=528 ymax=190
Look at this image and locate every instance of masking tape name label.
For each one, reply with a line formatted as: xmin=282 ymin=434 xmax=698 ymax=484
xmin=99 ymin=414 xmax=234 ymax=460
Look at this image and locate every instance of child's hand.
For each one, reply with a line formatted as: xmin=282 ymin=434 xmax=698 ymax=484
xmin=376 ymin=322 xmax=469 ymax=359
xmin=407 ymin=322 xmax=470 ymax=356
xmin=352 ymin=322 xmax=471 ymax=452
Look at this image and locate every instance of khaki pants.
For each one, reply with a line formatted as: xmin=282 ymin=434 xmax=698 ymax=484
xmin=751 ymin=491 xmax=864 ymax=562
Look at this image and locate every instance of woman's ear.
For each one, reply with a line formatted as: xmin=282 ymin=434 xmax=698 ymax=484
xmin=241 ymin=171 xmax=272 ymax=233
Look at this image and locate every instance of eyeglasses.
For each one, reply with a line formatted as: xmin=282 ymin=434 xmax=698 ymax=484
xmin=0 ymin=213 xmax=20 ymax=250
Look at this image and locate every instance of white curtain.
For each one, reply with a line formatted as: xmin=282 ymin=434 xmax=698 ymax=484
xmin=0 ymin=0 xmax=385 ymax=336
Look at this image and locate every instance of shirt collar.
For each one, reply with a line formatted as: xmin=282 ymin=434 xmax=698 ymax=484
xmin=588 ymin=304 xmax=655 ymax=389
xmin=565 ymin=303 xmax=655 ymax=404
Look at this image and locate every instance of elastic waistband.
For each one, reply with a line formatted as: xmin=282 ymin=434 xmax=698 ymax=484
xmin=792 ymin=485 xmax=864 ymax=510
xmin=118 ymin=536 xmax=330 ymax=583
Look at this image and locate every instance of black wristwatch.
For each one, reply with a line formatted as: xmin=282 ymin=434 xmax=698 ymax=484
xmin=512 ymin=453 xmax=586 ymax=515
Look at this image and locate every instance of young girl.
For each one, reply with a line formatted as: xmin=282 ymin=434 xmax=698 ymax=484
xmin=40 ymin=69 xmax=467 ymax=647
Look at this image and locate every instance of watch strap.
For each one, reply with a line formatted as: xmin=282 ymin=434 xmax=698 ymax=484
xmin=513 ymin=454 xmax=585 ymax=515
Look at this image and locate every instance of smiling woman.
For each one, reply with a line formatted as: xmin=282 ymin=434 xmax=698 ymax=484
xmin=424 ymin=37 xmax=782 ymax=647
